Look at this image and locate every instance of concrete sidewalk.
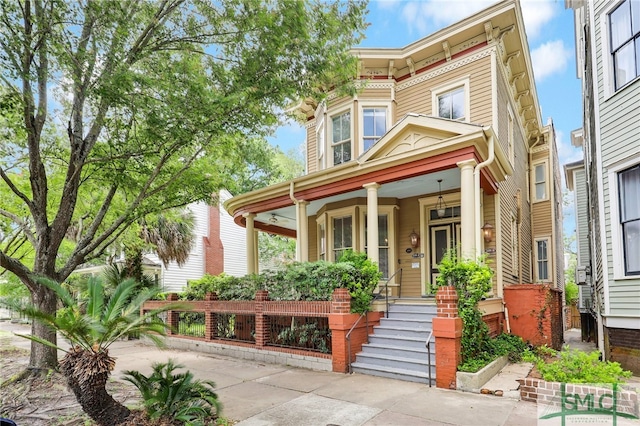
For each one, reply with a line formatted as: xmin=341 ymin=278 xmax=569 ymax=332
xmin=1 ymin=320 xmax=539 ymax=425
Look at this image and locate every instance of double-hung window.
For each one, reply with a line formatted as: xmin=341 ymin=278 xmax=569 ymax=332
xmin=610 ymin=0 xmax=640 ymax=90
xmin=332 ymin=112 xmax=351 ymax=165
xmin=363 ymin=108 xmax=386 ymax=151
xmin=364 ymin=214 xmax=389 ymax=278
xmin=533 ymin=162 xmax=548 ymax=202
xmin=535 ymin=238 xmax=550 ymax=282
xmin=332 ymin=216 xmax=353 ymax=261
xmin=619 ymin=165 xmax=640 ymax=275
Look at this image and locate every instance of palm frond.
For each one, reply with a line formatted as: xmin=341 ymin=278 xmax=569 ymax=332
xmin=35 ymin=276 xmax=75 ymax=308
xmin=15 ymin=333 xmax=68 ymax=353
xmin=85 ymin=276 xmax=105 ymax=320
xmin=103 ymin=278 xmax=138 ymax=323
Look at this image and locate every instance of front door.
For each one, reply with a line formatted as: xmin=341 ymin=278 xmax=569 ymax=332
xmin=428 ymin=223 xmax=461 ymax=293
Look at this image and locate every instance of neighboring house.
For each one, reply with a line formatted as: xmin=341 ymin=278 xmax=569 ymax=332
xmin=564 ymin=155 xmax=597 ymax=341
xmin=76 ymin=190 xmax=247 ymax=293
xmin=566 ymin=0 xmax=640 ymax=373
xmin=225 ymin=0 xmax=564 ymax=307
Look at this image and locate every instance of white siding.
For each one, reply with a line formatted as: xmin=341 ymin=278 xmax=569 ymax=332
xmin=219 ymin=190 xmax=248 ymax=277
xmin=148 ymin=202 xmax=208 ymax=293
xmin=593 ymin=0 xmax=640 ymax=318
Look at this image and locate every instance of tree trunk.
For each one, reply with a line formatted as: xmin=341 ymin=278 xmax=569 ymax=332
xmin=60 ymin=347 xmax=131 ymax=425
xmin=28 ymin=284 xmax=59 ymax=371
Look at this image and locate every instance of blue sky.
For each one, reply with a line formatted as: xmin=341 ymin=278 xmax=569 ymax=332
xmin=268 ymin=0 xmax=583 ymax=243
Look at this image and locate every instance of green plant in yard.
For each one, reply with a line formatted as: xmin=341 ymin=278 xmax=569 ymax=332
xmin=123 ymin=359 xmax=221 ymax=424
xmin=435 ymin=252 xmax=493 ymax=363
xmin=565 ymin=282 xmax=579 ymax=305
xmin=337 ymin=250 xmax=382 ymax=314
xmin=534 ymin=349 xmax=632 ymax=384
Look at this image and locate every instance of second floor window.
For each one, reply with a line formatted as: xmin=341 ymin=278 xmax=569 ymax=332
xmin=363 ymin=108 xmax=386 ymax=151
xmin=534 ymin=163 xmax=547 ymax=201
xmin=437 ymin=86 xmax=465 ymax=120
xmin=619 ymin=165 xmax=640 ymax=275
xmin=610 ymin=0 xmax=640 ymax=90
xmin=332 ymin=112 xmax=351 ymax=165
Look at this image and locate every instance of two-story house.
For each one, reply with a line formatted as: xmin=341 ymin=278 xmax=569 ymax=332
xmin=226 ymin=0 xmax=563 ymax=325
xmin=566 ymin=0 xmax=640 ymax=374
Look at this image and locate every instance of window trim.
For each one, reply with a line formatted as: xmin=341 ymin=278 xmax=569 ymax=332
xmin=328 ymin=107 xmax=353 ymax=167
xmin=531 ymin=160 xmax=549 ymax=202
xmin=534 ymin=237 xmax=552 ymax=283
xmin=358 ymin=205 xmax=398 ymax=280
xmin=316 ymin=102 xmax=326 ymax=171
xmin=601 ymin=0 xmax=640 ymax=98
xmin=608 ymin=158 xmax=640 ymax=278
xmin=324 ymin=206 xmax=358 ymax=262
xmin=608 ymin=0 xmax=640 ymax=91
xmin=431 ymin=77 xmax=471 ymax=123
xmin=358 ymin=100 xmax=392 ymax=156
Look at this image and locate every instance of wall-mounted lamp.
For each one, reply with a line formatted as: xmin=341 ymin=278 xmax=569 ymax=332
xmin=435 ymin=179 xmax=447 ymax=218
xmin=409 ymin=229 xmax=420 ymax=248
xmin=481 ymin=222 xmax=494 ymax=243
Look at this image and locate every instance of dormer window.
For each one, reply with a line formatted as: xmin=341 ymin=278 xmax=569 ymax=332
xmin=332 ymin=111 xmax=351 ymax=165
xmin=363 ymin=107 xmax=387 ymax=151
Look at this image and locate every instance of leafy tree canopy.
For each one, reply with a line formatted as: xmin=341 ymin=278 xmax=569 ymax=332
xmin=0 ymin=0 xmax=368 ymax=370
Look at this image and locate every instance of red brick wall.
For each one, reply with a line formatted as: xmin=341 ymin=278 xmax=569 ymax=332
xmin=503 ymin=284 xmax=563 ymax=349
xmin=605 ymin=327 xmax=640 ymax=375
xmin=204 ymin=205 xmax=224 ymax=276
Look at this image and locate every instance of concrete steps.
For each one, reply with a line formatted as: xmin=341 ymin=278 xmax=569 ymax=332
xmin=351 ymin=302 xmax=436 ymax=385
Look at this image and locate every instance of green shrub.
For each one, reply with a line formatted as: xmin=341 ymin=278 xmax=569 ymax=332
xmin=535 ymin=349 xmax=632 ymax=384
xmin=435 ymin=252 xmax=493 ymax=363
xmin=179 ymin=253 xmax=381 ymax=313
xmin=123 ymin=359 xmax=221 ymax=424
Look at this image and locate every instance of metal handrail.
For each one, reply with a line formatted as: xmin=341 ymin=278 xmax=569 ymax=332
xmin=345 ymin=268 xmax=403 ymax=373
xmin=425 ymin=330 xmax=433 ymax=387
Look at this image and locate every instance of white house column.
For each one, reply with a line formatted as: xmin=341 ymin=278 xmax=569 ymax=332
xmin=457 ymin=160 xmax=477 ymax=257
xmin=364 ymin=183 xmax=381 ymax=265
xmin=296 ymin=200 xmax=309 ymax=262
xmin=243 ymin=213 xmax=257 ymax=274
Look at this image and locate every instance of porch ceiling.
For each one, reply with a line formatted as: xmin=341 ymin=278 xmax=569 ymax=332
xmin=260 ymin=168 xmax=461 ymax=232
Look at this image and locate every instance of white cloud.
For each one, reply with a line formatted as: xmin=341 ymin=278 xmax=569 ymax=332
xmin=520 ymin=0 xmax=558 ymax=40
xmin=391 ymin=0 xmax=558 ymax=41
xmin=530 ymin=40 xmax=571 ymax=81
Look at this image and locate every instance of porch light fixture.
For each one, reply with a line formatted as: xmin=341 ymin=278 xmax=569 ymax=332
xmin=409 ymin=229 xmax=420 ymax=248
xmin=435 ymin=179 xmax=447 ymax=218
xmin=482 ymin=222 xmax=494 ymax=243
xmin=269 ymin=214 xmax=278 ymax=224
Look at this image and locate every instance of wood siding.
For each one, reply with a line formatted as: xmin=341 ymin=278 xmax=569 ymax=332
xmin=496 ymin=64 xmax=532 ymax=285
xmin=307 ymin=125 xmax=317 ymax=174
xmin=395 ymin=54 xmax=493 ymax=126
xmin=574 ymin=169 xmax=594 ymax=310
xmin=398 ymin=196 xmax=422 ymax=297
xmin=593 ymin=0 xmax=640 ymax=317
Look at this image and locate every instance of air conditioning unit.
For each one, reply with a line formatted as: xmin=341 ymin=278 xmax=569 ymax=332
xmin=576 ymin=265 xmax=588 ymax=285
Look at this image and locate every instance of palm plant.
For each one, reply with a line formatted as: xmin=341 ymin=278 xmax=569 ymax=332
xmin=123 ymin=359 xmax=221 ymax=424
xmin=14 ymin=276 xmax=179 ymax=425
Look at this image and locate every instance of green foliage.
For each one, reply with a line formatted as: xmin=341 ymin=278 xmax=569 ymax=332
xmin=180 ymin=252 xmax=381 ymax=313
xmin=457 ymin=334 xmax=528 ymax=373
xmin=11 ymin=276 xmax=176 ymax=351
xmin=275 ymin=322 xmax=330 ymax=353
xmin=534 ymin=349 xmax=632 ymax=384
xmin=435 ymin=252 xmax=493 ymax=363
xmin=123 ymin=359 xmax=221 ymax=424
xmin=565 ymin=282 xmax=579 ymax=305
xmin=337 ymin=250 xmax=382 ymax=313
